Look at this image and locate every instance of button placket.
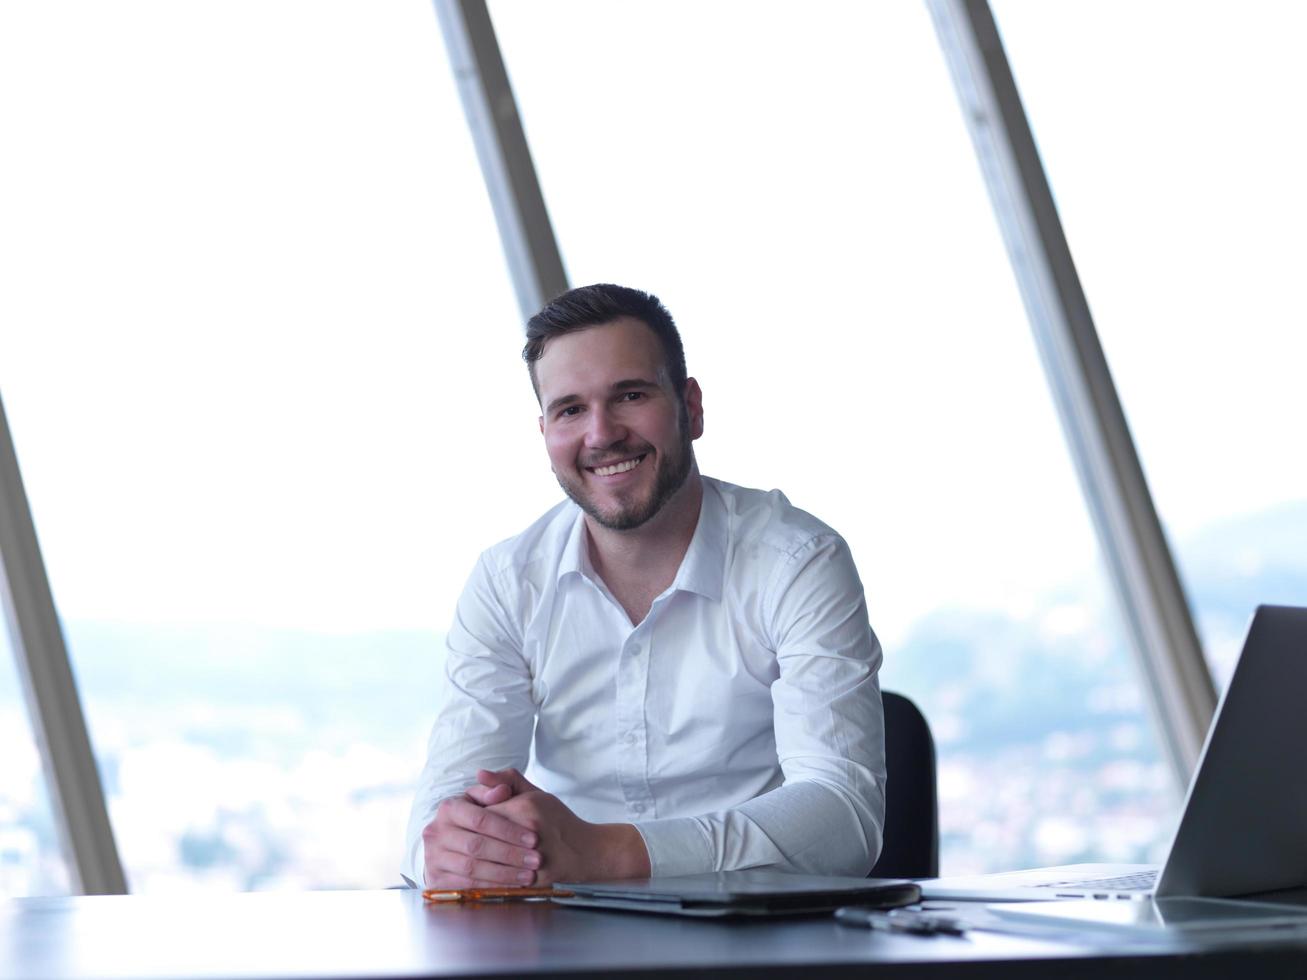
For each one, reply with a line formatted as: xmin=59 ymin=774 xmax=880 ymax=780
xmin=615 ymin=622 xmax=653 ymax=816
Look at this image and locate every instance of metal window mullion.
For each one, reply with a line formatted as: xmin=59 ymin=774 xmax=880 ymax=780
xmin=433 ymin=0 xmax=568 ymax=319
xmin=0 ymin=392 xmax=126 ymax=894
xmin=926 ymin=0 xmax=1216 ymax=783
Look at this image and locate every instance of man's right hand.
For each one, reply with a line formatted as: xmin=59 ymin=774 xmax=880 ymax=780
xmin=421 ymin=792 xmax=542 ymax=888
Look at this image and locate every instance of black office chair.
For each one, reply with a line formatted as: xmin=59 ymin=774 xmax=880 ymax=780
xmin=869 ymin=690 xmax=938 ymax=879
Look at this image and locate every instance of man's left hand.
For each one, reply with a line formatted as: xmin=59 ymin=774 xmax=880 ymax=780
xmin=466 ymin=768 xmax=651 ymax=885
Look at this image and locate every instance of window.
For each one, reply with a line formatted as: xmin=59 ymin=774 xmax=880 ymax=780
xmin=490 ymin=0 xmax=1176 ymax=872
xmin=993 ymin=0 xmax=1307 ymax=687
xmin=0 ymin=0 xmax=551 ymax=891
xmin=0 ymin=627 xmax=71 ymax=895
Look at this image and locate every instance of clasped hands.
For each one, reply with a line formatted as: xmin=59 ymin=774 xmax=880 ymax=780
xmin=421 ymin=768 xmax=651 ymax=889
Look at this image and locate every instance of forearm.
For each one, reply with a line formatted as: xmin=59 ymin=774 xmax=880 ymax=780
xmin=594 ymin=823 xmax=652 ymax=879
xmin=634 ymin=778 xmax=883 ymax=878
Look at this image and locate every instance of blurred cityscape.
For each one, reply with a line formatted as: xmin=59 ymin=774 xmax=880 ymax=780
xmin=2 ymin=502 xmax=1304 ymax=895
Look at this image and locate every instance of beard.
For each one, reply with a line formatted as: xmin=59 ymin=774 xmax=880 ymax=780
xmin=555 ymin=414 xmax=694 ymax=531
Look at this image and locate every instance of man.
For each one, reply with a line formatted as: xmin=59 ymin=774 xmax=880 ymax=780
xmin=406 ymin=284 xmax=885 ymax=888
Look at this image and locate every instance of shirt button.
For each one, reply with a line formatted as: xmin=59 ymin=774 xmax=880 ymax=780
xmin=632 ymin=803 xmax=646 ymax=815
xmin=629 ymin=644 xmax=642 ymax=656
xmin=625 ymin=732 xmax=638 ymax=745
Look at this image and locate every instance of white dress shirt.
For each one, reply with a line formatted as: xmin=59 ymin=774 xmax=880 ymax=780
xmin=405 ymin=476 xmax=885 ymax=884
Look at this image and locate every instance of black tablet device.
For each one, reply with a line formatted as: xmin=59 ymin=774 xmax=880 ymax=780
xmin=555 ymin=870 xmax=921 ymax=918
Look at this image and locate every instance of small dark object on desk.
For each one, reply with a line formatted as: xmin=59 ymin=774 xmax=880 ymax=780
xmin=835 ymin=905 xmax=967 ymax=936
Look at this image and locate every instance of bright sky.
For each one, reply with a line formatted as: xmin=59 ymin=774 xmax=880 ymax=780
xmin=992 ymin=0 xmax=1307 ymax=534
xmin=0 ymin=1 xmax=1302 ymax=645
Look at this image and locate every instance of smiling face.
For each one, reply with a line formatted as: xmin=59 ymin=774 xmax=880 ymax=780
xmin=535 ymin=317 xmax=702 ymax=532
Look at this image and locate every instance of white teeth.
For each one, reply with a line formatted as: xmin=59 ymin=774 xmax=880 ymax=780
xmin=593 ymin=456 xmax=644 ymax=477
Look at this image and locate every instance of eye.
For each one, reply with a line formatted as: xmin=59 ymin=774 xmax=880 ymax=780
xmin=558 ymin=405 xmax=583 ymax=418
xmin=618 ymin=391 xmax=645 ymax=403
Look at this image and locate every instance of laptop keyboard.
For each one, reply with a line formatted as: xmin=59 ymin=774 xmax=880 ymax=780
xmin=1034 ymin=870 xmax=1158 ymax=892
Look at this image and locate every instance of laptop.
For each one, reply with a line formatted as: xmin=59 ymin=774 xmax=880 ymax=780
xmin=921 ymin=605 xmax=1307 ymax=903
xmin=555 ymin=870 xmax=921 ymax=917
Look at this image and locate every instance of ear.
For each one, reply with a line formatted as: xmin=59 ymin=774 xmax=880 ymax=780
xmin=538 ymin=415 xmax=545 ymax=435
xmin=684 ymin=378 xmax=704 ymax=441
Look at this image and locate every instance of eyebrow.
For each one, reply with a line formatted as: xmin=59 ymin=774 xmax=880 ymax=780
xmin=544 ymin=378 xmax=660 ymax=416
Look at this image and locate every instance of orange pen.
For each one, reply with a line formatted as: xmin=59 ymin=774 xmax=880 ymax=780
xmin=422 ymin=886 xmax=573 ymax=903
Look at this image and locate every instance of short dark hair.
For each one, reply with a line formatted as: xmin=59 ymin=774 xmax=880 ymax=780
xmin=523 ymin=283 xmax=687 ymax=401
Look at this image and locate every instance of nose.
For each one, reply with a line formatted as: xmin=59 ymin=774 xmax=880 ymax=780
xmin=583 ymin=405 xmax=628 ymax=449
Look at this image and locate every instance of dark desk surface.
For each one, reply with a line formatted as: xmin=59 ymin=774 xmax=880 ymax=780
xmin=4 ymin=889 xmax=1307 ymax=980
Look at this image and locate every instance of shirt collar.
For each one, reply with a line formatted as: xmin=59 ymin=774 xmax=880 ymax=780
xmin=671 ymin=479 xmax=727 ymax=601
xmin=557 ymin=506 xmax=591 ymax=583
xmin=555 ymin=479 xmax=728 ymax=602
